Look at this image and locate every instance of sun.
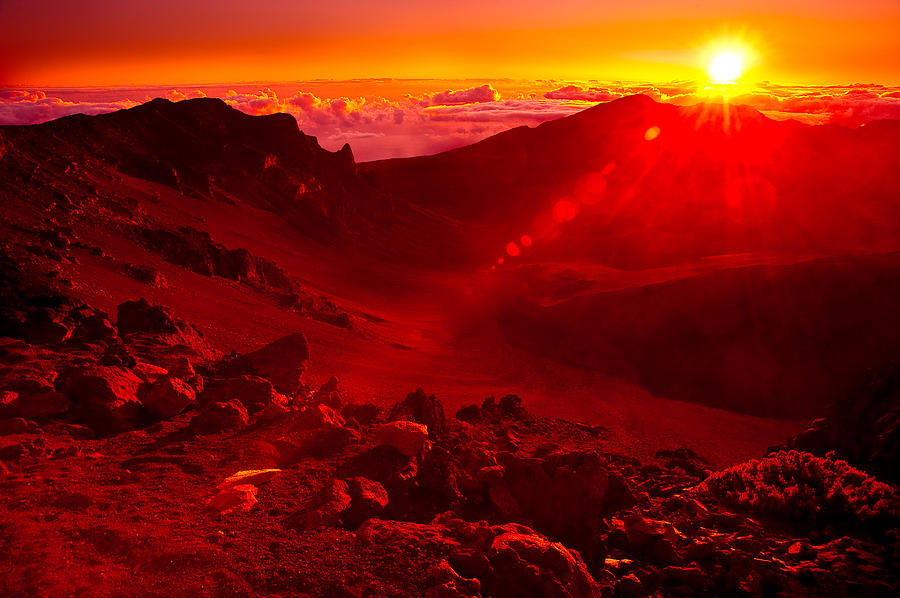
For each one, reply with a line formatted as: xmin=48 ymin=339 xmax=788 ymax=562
xmin=708 ymin=52 xmax=745 ymax=83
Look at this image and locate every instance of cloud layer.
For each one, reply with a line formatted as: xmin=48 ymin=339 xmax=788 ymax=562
xmin=2 ymin=81 xmax=899 ymax=161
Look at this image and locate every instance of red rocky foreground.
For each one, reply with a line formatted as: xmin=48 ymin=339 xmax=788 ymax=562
xmin=1 ymin=294 xmax=899 ymax=596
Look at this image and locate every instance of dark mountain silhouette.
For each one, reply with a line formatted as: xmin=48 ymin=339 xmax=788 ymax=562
xmin=364 ymin=94 xmax=900 ymax=269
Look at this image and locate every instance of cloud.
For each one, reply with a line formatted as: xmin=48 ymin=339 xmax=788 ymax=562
xmin=544 ymin=85 xmax=621 ymax=102
xmin=430 ymin=84 xmax=500 ymax=105
xmin=0 ymin=90 xmax=138 ymax=126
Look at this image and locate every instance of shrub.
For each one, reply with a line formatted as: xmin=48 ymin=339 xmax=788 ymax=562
xmin=693 ymin=450 xmax=900 ymax=525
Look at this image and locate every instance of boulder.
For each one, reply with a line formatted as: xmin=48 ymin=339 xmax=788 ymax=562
xmin=193 ymin=400 xmax=249 ymax=432
xmin=621 ymin=513 xmax=684 ymax=564
xmin=20 ymin=311 xmax=71 ymax=345
xmin=483 ymin=450 xmax=623 ymax=565
xmin=0 ymin=382 xmax=71 ymax=420
xmin=488 ymin=525 xmax=604 ymax=598
xmin=289 ymin=479 xmax=353 ymax=530
xmin=56 ymin=366 xmax=144 ymax=433
xmin=142 ymin=376 xmax=196 ymax=419
xmin=239 ymin=333 xmax=309 ymax=396
xmin=388 ymin=388 xmax=446 ymax=438
xmin=376 ymin=420 xmax=429 ymax=457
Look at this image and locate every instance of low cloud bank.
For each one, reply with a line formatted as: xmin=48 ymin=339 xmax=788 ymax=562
xmin=2 ymin=81 xmax=898 ymax=160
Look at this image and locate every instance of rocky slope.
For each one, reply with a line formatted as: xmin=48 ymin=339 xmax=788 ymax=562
xmin=1 ymin=285 xmax=898 ymax=596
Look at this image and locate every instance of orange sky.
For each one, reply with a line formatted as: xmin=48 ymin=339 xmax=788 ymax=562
xmin=1 ymin=0 xmax=899 ymax=86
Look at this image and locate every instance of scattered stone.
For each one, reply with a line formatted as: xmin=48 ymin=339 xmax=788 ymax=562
xmin=218 ymin=468 xmax=281 ymax=489
xmin=201 ymin=375 xmax=286 ymax=414
xmin=207 ymin=484 xmax=258 ymax=515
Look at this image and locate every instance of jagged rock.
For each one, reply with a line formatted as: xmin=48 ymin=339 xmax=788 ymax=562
xmin=201 ymin=375 xmax=287 ymax=414
xmin=124 ymin=263 xmax=168 ymax=288
xmin=388 ymin=388 xmax=446 ymax=438
xmin=164 ymin=357 xmax=203 ymax=394
xmin=115 ymin=299 xmax=216 ymax=361
xmin=456 ymin=395 xmax=526 ymax=423
xmin=292 ymin=404 xmax=346 ymax=430
xmin=193 ymin=400 xmax=249 ymax=432
xmin=117 ymin=299 xmax=183 ymax=335
xmin=133 ymin=361 xmax=169 ymax=384
xmin=788 ymin=362 xmax=900 ymax=483
xmin=142 ymin=376 xmax=196 ymax=419
xmin=425 ymin=559 xmax=482 ymax=598
xmin=56 ymin=366 xmax=144 ymax=433
xmin=614 ymin=573 xmax=643 ymax=597
xmin=417 ymin=445 xmax=464 ymax=506
xmin=357 ymin=518 xmax=604 ymax=598
xmin=341 ymin=402 xmax=381 ymax=427
xmin=312 ymin=376 xmax=342 ymax=409
xmin=71 ymin=312 xmax=117 ymax=343
xmin=376 ymin=420 xmax=429 ymax=457
xmin=238 ymin=333 xmax=309 ymax=396
xmin=342 ymin=476 xmax=389 ymax=528
xmin=655 ymin=447 xmax=712 ymax=478
xmin=99 ymin=342 xmax=137 ymax=368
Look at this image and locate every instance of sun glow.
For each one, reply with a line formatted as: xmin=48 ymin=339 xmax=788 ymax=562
xmin=699 ymin=34 xmax=759 ymax=90
xmin=708 ymin=52 xmax=745 ymax=83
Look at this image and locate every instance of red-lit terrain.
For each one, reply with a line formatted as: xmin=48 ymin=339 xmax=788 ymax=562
xmin=0 ymin=96 xmax=898 ymax=596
